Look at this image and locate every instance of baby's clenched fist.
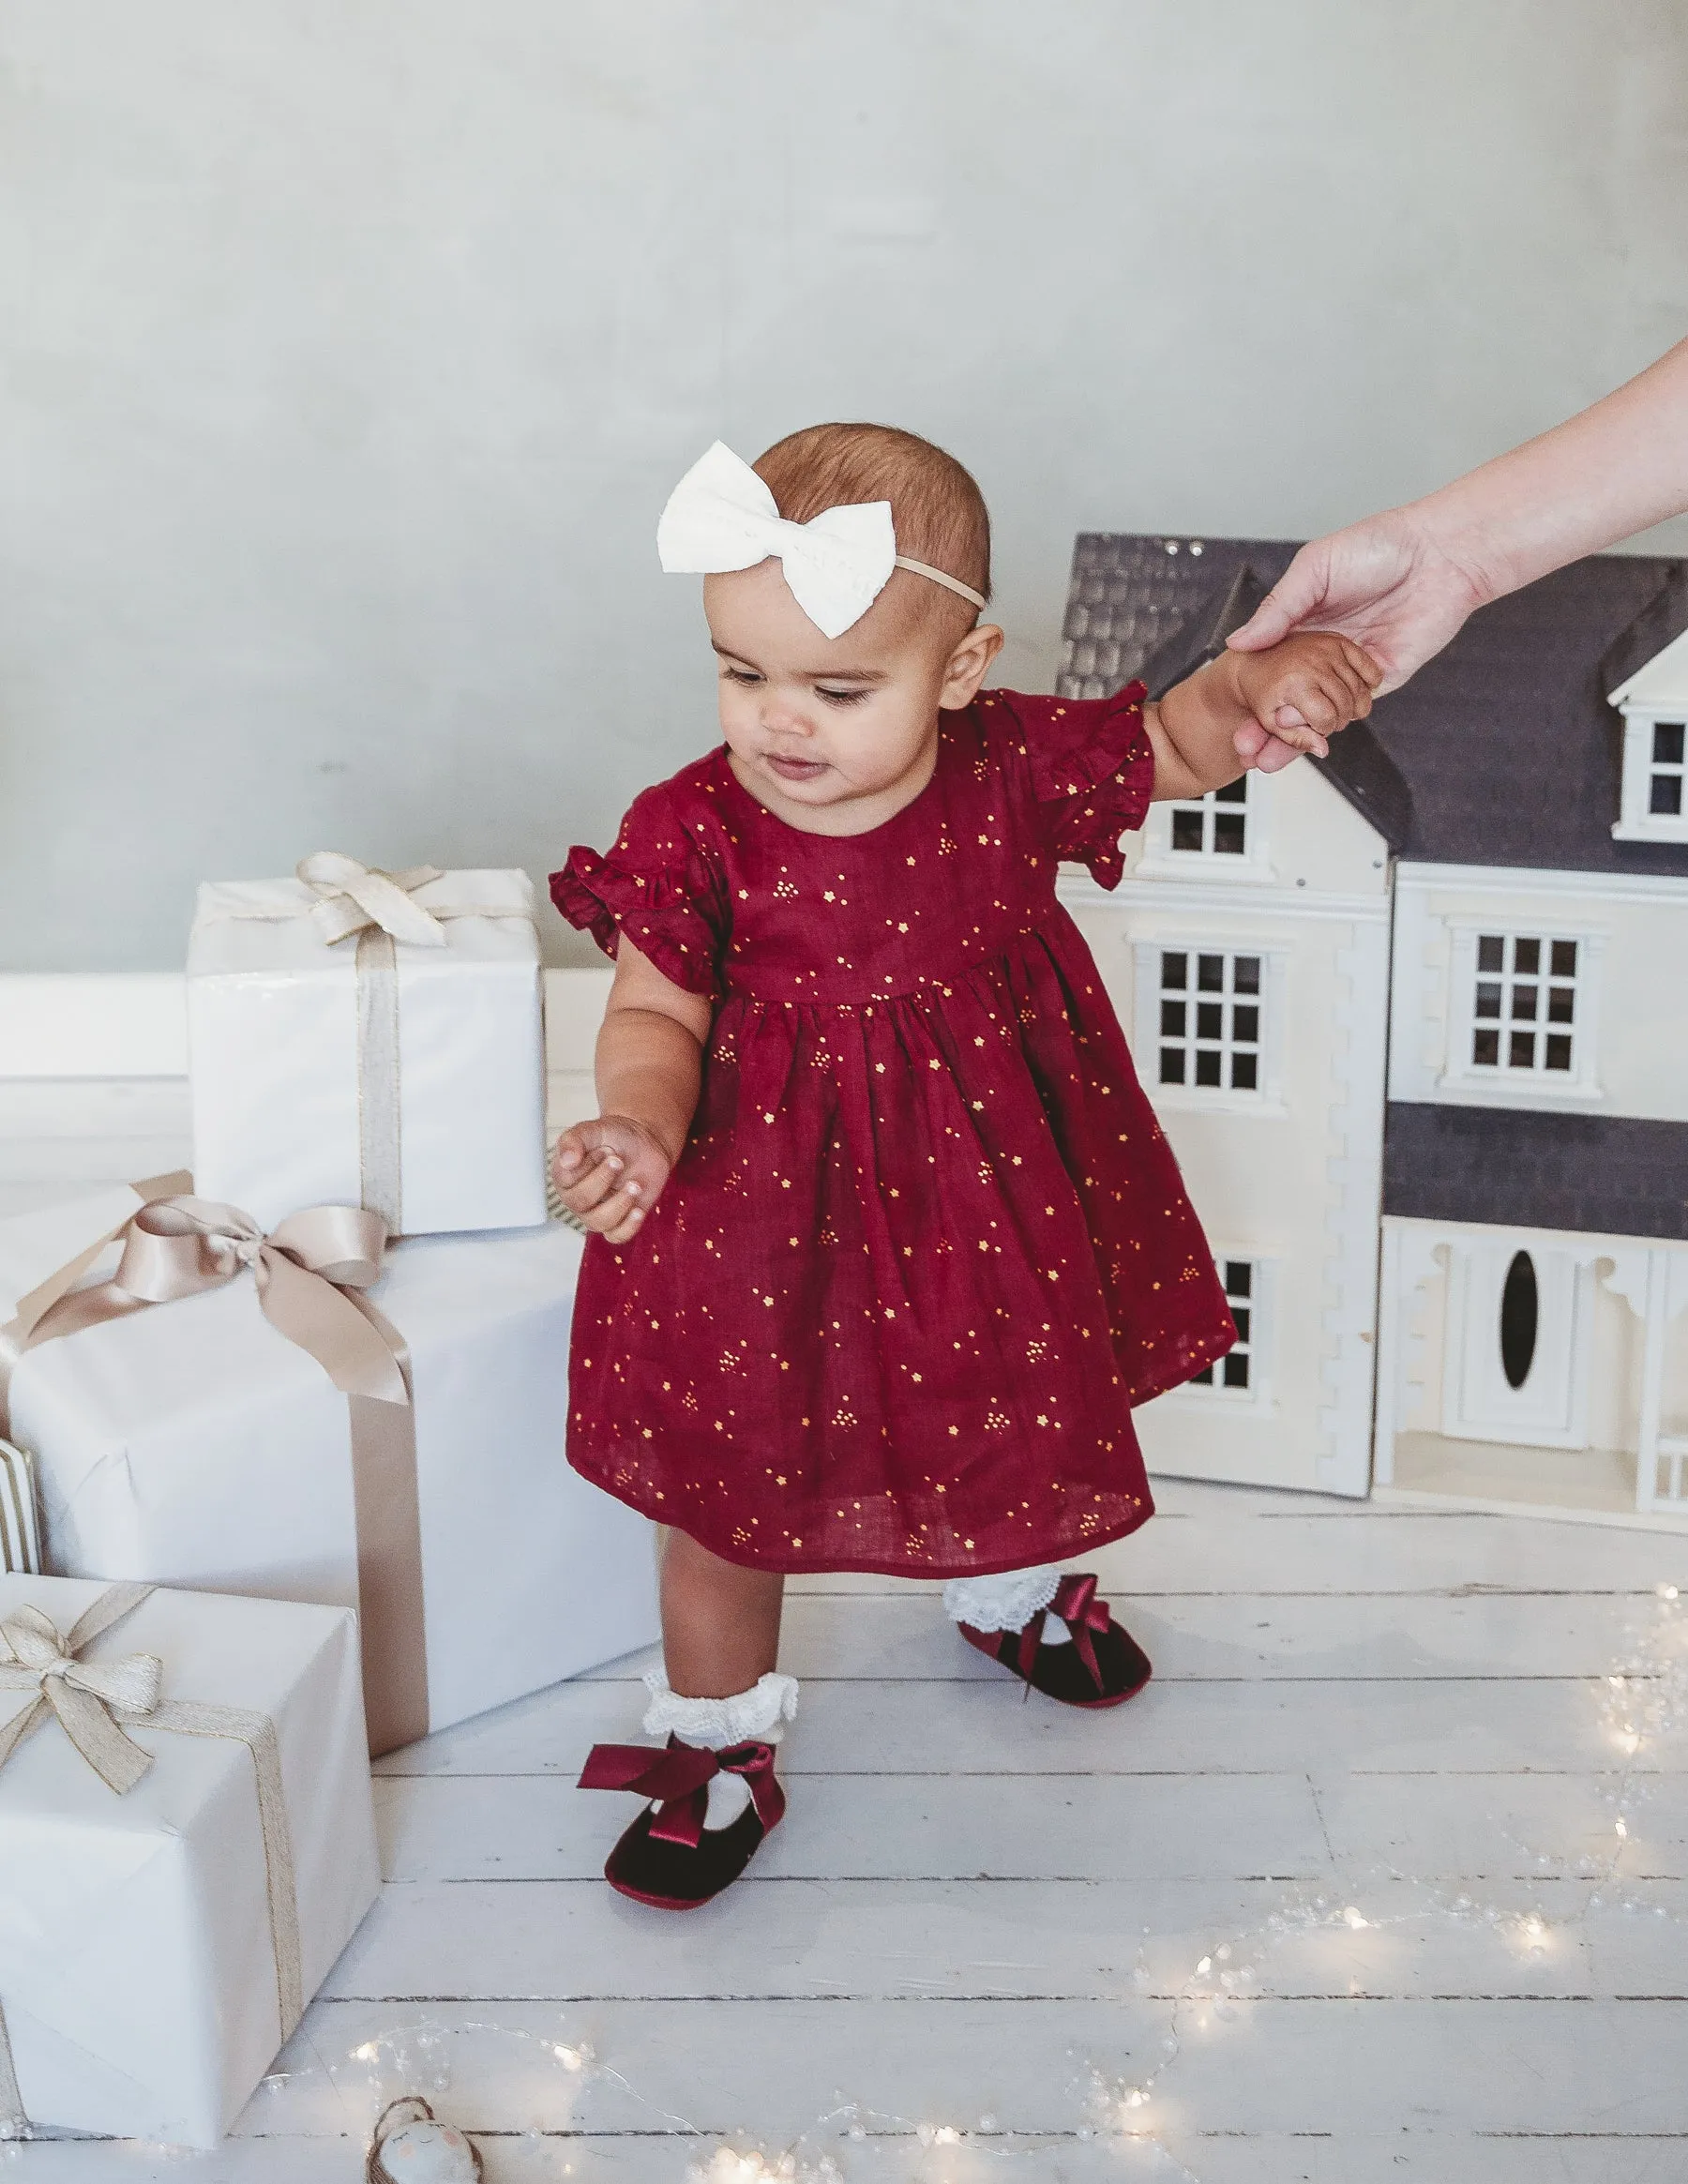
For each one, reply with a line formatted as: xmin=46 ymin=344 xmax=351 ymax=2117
xmin=1226 ymin=631 xmax=1382 ymax=761
xmin=550 ymin=1115 xmax=675 ymax=1244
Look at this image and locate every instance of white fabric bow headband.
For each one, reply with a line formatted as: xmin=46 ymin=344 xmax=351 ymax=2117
xmin=656 ymin=441 xmax=987 ymax=640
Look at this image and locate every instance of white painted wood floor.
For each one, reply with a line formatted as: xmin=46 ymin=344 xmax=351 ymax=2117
xmin=6 ymin=1148 xmax=1688 ymax=2181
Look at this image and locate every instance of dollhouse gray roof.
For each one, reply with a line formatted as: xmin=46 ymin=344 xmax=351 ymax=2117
xmin=1060 ymin=535 xmax=1688 ymax=876
xmin=1601 ymin=563 xmax=1688 ymax=699
xmin=1382 ymin=1101 xmax=1688 ymax=1243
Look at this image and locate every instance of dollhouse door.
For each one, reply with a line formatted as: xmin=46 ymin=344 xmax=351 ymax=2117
xmin=1441 ymin=1239 xmax=1593 ymax=1449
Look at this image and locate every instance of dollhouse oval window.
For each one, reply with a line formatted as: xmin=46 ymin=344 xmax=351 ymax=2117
xmin=1500 ymin=1250 xmax=1539 ymax=1390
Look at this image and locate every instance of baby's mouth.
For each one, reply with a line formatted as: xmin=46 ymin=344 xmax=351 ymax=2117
xmin=766 ymin=752 xmax=830 ymax=783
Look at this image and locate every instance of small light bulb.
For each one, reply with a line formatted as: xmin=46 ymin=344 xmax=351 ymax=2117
xmin=1197 ymin=1955 xmax=1213 ymax=1974
xmin=1616 ymin=1817 xmax=1629 ymax=1838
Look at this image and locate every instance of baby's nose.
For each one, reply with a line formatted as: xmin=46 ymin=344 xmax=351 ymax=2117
xmin=762 ymin=700 xmax=816 ymax=739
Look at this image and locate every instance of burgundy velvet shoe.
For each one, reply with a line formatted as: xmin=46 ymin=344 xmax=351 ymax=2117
xmin=958 ymin=1573 xmax=1153 ymax=1708
xmin=578 ymin=1735 xmax=785 ymax=1909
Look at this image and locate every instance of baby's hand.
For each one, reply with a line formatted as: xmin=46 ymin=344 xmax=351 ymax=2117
xmin=1228 ymin=631 xmax=1382 ymax=762
xmin=550 ymin=1115 xmax=674 ymax=1243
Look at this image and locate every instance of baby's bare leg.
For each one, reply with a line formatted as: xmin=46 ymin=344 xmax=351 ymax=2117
xmin=661 ymin=1529 xmax=786 ymax=1698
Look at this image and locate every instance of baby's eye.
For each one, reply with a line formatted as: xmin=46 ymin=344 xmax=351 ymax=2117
xmin=816 ymin=685 xmax=869 ymax=706
xmin=722 ymin=666 xmax=762 ymax=685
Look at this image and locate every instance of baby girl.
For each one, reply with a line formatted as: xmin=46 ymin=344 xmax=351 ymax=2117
xmin=550 ymin=424 xmax=1379 ymax=1908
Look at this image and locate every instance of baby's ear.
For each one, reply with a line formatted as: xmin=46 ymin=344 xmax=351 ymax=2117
xmin=940 ymin=622 xmax=1006 ymax=708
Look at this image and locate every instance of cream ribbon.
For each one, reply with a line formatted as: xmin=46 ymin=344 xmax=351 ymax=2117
xmin=0 ymin=1581 xmax=304 ymax=2136
xmin=657 ymin=440 xmax=988 ymax=639
xmin=0 ymin=1182 xmax=429 ymax=1759
xmin=0 ymin=1585 xmax=161 ymax=1792
xmin=207 ymin=854 xmax=536 ymax=1236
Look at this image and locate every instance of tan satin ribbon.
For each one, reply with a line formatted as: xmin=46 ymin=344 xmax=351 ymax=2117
xmin=0 ymin=1171 xmax=192 ymax=1431
xmin=0 ymin=1581 xmax=305 ymax=2137
xmin=0 ymin=1187 xmax=429 ymax=1758
xmin=208 ymin=853 xmax=535 ymax=1237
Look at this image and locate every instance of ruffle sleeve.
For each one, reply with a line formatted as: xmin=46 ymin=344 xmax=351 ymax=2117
xmin=550 ymin=784 xmax=728 ymax=1000
xmin=993 ymin=681 xmax=1155 ymax=890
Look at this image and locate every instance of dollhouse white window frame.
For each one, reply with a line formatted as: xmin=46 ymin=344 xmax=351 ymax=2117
xmin=1133 ymin=941 xmax=1289 ymax=1116
xmin=1165 ymin=1250 xmax=1277 ymax=1415
xmin=1438 ymin=922 xmax=1605 ymax=1104
xmin=1613 ymin=710 xmax=1688 ymax=844
xmin=1136 ymin=770 xmax=1274 ymax=881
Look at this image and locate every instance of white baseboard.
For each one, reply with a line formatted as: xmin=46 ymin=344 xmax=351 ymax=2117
xmin=1 ymin=974 xmax=189 ymax=1077
xmin=0 ymin=968 xmax=612 ymax=1080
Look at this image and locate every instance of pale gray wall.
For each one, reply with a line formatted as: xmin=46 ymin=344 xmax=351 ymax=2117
xmin=3 ymin=0 xmax=1686 ymax=970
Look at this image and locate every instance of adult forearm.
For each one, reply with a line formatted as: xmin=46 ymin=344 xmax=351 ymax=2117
xmin=595 ymin=1007 xmax=703 ymax=1164
xmin=1412 ymin=336 xmax=1688 ymax=605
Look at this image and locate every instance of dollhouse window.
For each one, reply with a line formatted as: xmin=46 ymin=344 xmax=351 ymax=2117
xmin=1438 ymin=923 xmax=1603 ymax=1103
xmin=1137 ymin=941 xmax=1285 ymax=1109
xmin=1469 ymin=933 xmax=1578 ymax=1076
xmin=1157 ymin=950 xmax=1261 ymax=1090
xmin=1188 ymin=1260 xmax=1255 ymax=1390
xmin=1614 ymin=714 xmax=1688 ymax=841
xmin=1648 ymin=721 xmax=1686 ymax=814
xmin=1168 ymin=778 xmax=1250 ymax=857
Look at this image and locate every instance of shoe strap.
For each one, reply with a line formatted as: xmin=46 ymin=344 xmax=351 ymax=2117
xmin=715 ymin=1740 xmax=786 ymax=1834
xmin=578 ymin=1735 xmax=782 ymax=1848
xmin=1015 ymin=1573 xmax=1111 ymax=1693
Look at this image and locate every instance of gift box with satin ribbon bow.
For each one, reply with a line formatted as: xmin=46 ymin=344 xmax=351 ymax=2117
xmin=0 ymin=1572 xmax=377 ymax=2147
xmin=188 ymin=855 xmax=549 ymax=1238
xmin=0 ymin=1182 xmax=660 ymax=1757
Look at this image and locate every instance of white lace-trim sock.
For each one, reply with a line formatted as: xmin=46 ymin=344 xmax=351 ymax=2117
xmin=942 ymin=1563 xmax=1073 ymax=1643
xmin=640 ymin=1670 xmax=799 ymax=1829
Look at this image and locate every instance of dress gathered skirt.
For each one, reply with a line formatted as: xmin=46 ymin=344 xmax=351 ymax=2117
xmin=551 ymin=683 xmax=1234 ymax=1576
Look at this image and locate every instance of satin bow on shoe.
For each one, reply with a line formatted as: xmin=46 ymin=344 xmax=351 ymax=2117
xmin=578 ymin=1736 xmax=784 ymax=1846
xmin=1015 ymin=1573 xmax=1115 ymax=1695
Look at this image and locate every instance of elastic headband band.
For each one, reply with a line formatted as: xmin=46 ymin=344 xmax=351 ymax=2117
xmin=894 ymin=556 xmax=987 ymax=612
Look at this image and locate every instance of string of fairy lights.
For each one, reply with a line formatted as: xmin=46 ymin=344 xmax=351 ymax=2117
xmin=4 ymin=1579 xmax=1680 ymax=2176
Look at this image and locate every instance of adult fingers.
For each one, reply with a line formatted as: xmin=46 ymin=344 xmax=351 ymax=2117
xmin=1250 ymin=735 xmax=1304 ymax=774
xmin=1283 ymin=677 xmax=1340 ymax=733
xmin=1226 ymin=540 xmax=1334 ymax=652
xmin=1267 ymin=708 xmax=1330 ymax=758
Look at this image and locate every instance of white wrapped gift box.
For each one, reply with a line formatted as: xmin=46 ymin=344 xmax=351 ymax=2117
xmin=0 ymin=1573 xmax=378 ymax=2148
xmin=0 ymin=1186 xmax=660 ymax=1757
xmin=188 ymin=858 xmax=549 ymax=1237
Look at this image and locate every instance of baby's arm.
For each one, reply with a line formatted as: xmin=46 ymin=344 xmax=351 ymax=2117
xmin=550 ymin=939 xmax=713 ymax=1243
xmin=1144 ymin=632 xmax=1382 ymax=802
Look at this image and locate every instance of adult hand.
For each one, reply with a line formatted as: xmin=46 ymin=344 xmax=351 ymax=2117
xmin=1222 ymin=336 xmax=1688 ymax=772
xmin=1225 ymin=508 xmax=1488 ymax=770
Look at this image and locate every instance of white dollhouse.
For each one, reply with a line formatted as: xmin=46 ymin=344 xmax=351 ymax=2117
xmin=1059 ymin=538 xmax=1688 ymax=1529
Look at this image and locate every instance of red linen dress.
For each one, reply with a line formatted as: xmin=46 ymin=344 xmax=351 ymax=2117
xmin=551 ymin=683 xmax=1233 ymax=1577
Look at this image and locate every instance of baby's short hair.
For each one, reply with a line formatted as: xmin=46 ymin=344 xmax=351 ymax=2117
xmin=753 ymin=422 xmax=991 ymax=609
